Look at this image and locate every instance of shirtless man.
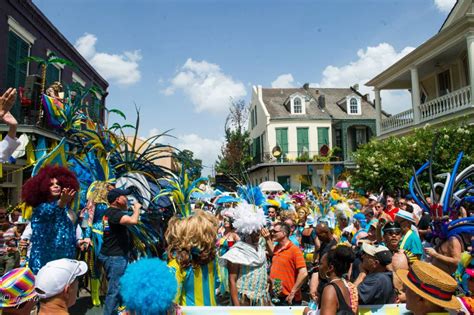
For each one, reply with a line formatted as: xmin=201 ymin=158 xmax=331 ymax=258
xmin=380 ymin=222 xmax=409 ymax=302
xmin=425 ymin=232 xmax=465 ymax=275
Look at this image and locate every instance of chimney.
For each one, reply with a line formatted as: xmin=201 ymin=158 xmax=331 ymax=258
xmin=303 ymin=83 xmax=309 ymax=90
xmin=318 ymin=95 xmax=326 ymax=109
xmin=353 ymin=83 xmax=359 ymax=91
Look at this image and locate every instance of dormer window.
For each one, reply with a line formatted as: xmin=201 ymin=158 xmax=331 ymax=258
xmin=346 ymin=95 xmax=361 ymax=115
xmin=294 ymin=97 xmax=302 ymax=113
xmin=350 ymin=98 xmax=358 ymax=114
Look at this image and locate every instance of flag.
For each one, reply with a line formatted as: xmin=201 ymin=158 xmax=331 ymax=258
xmin=32 ymin=137 xmax=68 ymax=176
xmin=35 ymin=136 xmax=47 ymax=160
xmin=26 ymin=140 xmax=36 ymax=165
xmin=41 ymin=94 xmax=65 ymax=128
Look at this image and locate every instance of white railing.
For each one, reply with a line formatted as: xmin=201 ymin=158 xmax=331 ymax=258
xmin=419 ymin=86 xmax=471 ymax=122
xmin=381 ymin=108 xmax=414 ymax=133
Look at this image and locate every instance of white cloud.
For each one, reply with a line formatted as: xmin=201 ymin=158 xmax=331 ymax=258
xmin=271 ymin=73 xmax=296 ymax=88
xmin=434 ymin=0 xmax=456 ymax=13
xmin=74 ymin=33 xmax=142 ymax=86
xmin=316 ymin=43 xmax=415 ymax=114
xmin=163 ymin=58 xmax=247 ymax=113
xmin=148 ymin=128 xmax=223 ymax=176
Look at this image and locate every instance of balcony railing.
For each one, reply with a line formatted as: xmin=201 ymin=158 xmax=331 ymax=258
xmin=419 ymin=86 xmax=471 ymax=122
xmin=380 ymin=109 xmax=414 ymax=133
xmin=380 ymin=86 xmax=472 ymax=135
xmin=252 ymin=150 xmax=342 ymax=165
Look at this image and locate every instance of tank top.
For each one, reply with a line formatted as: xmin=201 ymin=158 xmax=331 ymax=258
xmin=330 ymin=282 xmax=355 ymax=315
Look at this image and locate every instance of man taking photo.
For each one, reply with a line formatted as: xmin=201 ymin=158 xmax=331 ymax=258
xmin=99 ymin=188 xmax=141 ymax=315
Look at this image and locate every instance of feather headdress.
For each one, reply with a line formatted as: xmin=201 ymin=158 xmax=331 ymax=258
xmin=232 ymin=202 xmax=266 ymax=235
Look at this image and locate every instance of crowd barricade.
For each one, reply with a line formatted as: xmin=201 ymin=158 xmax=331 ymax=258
xmin=180 ymin=304 xmax=408 ymax=314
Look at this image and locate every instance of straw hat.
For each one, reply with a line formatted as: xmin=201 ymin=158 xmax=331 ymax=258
xmin=396 ymin=261 xmax=461 ymax=310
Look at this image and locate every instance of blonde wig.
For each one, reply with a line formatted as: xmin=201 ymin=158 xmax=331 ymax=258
xmin=165 ymin=210 xmax=218 ymax=269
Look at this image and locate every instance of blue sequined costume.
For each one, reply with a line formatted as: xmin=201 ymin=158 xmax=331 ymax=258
xmin=30 ymin=201 xmax=76 ymax=274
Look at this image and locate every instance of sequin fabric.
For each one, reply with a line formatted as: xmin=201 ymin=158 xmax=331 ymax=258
xmin=30 ymin=201 xmax=76 ymax=274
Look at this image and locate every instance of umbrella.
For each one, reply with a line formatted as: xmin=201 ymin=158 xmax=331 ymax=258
xmin=259 ymin=181 xmax=285 ymax=192
xmin=335 ymin=180 xmax=350 ymax=189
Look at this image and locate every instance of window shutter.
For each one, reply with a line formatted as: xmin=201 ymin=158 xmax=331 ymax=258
xmin=317 ymin=127 xmax=329 ymax=150
xmin=6 ymin=31 xmax=29 ymax=119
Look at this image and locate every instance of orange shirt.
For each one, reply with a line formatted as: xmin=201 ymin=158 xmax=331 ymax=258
xmin=270 ymin=241 xmax=306 ymax=301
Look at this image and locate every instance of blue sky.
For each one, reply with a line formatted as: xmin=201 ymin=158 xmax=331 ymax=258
xmin=34 ymin=0 xmax=455 ymax=175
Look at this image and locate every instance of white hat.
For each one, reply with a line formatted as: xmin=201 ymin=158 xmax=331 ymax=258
xmin=361 ymin=243 xmax=392 ymax=266
xmin=368 ymin=194 xmax=378 ymax=201
xmin=395 ymin=210 xmax=416 ymax=223
xmin=35 ymin=259 xmax=88 ymax=299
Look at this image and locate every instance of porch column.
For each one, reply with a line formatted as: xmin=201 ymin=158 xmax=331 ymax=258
xmin=410 ymin=67 xmax=421 ymax=124
xmin=374 ymin=89 xmax=382 ymax=135
xmin=466 ymin=33 xmax=474 ymax=101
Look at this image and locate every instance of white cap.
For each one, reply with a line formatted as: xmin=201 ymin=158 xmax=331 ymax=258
xmin=395 ymin=210 xmax=416 ymax=223
xmin=35 ymin=259 xmax=88 ymax=299
xmin=368 ymin=194 xmax=378 ymax=201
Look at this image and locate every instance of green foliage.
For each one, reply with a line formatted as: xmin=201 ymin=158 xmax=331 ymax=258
xmin=176 ymin=149 xmax=203 ymax=181
xmin=215 ymin=99 xmax=252 ymax=180
xmin=351 ymin=124 xmax=474 ymax=193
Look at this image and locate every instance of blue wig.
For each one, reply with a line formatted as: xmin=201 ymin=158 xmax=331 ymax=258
xmin=120 ymin=258 xmax=177 ymax=315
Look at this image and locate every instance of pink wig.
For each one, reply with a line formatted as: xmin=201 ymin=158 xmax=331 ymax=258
xmin=22 ymin=165 xmax=79 ymax=207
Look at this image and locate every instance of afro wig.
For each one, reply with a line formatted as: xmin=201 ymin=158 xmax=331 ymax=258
xmin=22 ymin=165 xmax=79 ymax=207
xmin=120 ymin=258 xmax=177 ymax=315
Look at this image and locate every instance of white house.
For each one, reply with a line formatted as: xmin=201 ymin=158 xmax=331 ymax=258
xmin=247 ymin=84 xmax=380 ymax=191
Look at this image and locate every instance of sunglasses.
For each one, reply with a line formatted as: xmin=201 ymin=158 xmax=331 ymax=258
xmin=385 ymin=230 xmax=401 ymax=236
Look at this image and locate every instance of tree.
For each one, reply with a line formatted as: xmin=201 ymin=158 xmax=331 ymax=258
xmin=215 ymin=99 xmax=252 ymax=181
xmin=176 ymin=149 xmax=203 ymax=181
xmin=351 ymin=124 xmax=474 ymax=194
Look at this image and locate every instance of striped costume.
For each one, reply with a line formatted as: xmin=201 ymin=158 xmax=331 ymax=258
xmin=169 ymin=258 xmax=218 ymax=306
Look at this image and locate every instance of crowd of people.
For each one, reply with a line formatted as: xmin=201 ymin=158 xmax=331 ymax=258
xmin=0 ymin=87 xmax=473 ymax=315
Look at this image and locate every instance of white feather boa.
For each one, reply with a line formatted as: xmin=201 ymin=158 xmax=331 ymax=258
xmin=232 ymin=202 xmax=266 ymax=235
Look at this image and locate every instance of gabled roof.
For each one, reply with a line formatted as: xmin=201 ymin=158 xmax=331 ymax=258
xmin=439 ymin=0 xmax=466 ymax=32
xmin=261 ymin=87 xmax=379 ymax=120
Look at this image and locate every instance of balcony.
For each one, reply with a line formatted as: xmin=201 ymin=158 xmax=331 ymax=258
xmin=253 ymin=150 xmax=342 ymax=165
xmin=380 ymin=86 xmax=473 ymax=136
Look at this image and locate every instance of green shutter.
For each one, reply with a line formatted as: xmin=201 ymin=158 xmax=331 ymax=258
xmin=6 ymin=31 xmax=29 ymax=120
xmin=276 ymin=128 xmax=288 ymax=154
xmin=317 ymin=127 xmax=329 ymax=150
xmin=297 ymin=128 xmax=309 ymax=155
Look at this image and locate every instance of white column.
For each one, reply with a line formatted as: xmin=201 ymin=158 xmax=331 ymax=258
xmin=466 ymin=34 xmax=474 ymax=102
xmin=411 ymin=67 xmax=421 ymax=124
xmin=374 ymin=89 xmax=382 ymax=136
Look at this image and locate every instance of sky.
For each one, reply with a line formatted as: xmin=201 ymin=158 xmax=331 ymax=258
xmin=33 ymin=0 xmax=456 ymax=175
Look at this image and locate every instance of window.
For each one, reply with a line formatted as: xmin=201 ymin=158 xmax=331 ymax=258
xmin=250 ymin=108 xmax=254 ymax=128
xmin=350 ymin=98 xmax=359 ymax=114
xmin=317 ymin=127 xmax=330 ymax=151
xmin=277 ymin=176 xmax=291 ymax=191
xmin=293 ymin=97 xmax=302 ymax=114
xmin=356 ymin=127 xmax=367 ymax=147
xmin=438 ymin=70 xmax=451 ymax=96
xmin=297 ymin=127 xmax=309 ymax=157
xmin=252 ymin=136 xmax=262 ymax=163
xmin=275 ymin=128 xmax=288 ymax=156
xmin=6 ymin=31 xmax=30 ymax=120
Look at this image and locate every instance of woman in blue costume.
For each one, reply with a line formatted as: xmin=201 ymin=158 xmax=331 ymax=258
xmin=21 ymin=165 xmax=79 ymax=274
xmin=81 ymin=181 xmax=110 ymax=306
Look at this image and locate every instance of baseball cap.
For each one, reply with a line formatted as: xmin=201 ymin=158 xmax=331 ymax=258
xmin=35 ymin=259 xmax=88 ymax=299
xmin=383 ymin=221 xmax=401 ymax=233
xmin=107 ymin=188 xmax=132 ymax=204
xmin=395 ymin=210 xmax=416 ymax=223
xmin=362 ymin=243 xmax=392 ymax=266
xmin=368 ymin=194 xmax=378 ymax=201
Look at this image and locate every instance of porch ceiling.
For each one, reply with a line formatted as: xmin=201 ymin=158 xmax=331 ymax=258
xmin=366 ymin=15 xmax=474 ymax=89
xmin=377 ymin=40 xmax=467 ymax=90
